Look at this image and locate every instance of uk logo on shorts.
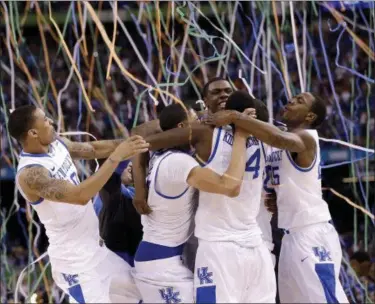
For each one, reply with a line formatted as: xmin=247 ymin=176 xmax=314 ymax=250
xmin=197 ymin=267 xmax=213 ymax=285
xmin=62 ymin=273 xmax=79 ymax=286
xmin=159 ymin=287 xmax=181 ymax=303
xmin=313 ymin=246 xmax=332 ymax=262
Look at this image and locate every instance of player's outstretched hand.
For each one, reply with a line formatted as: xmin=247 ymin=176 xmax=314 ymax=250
xmin=204 ymin=110 xmax=238 ymax=127
xmin=112 ymin=136 xmax=149 ymax=161
xmin=133 ymin=198 xmax=152 ymax=215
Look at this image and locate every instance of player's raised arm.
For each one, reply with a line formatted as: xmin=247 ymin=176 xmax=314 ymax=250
xmin=59 ymin=137 xmax=132 ymax=160
xmin=18 ymin=136 xmax=149 ymax=205
xmin=144 ymin=122 xmax=210 ymax=151
xmin=210 ymin=110 xmax=315 ymax=153
xmin=186 ymin=127 xmax=248 ymax=197
xmin=131 ymin=119 xmax=161 ymax=137
xmin=132 ymin=152 xmax=151 ymax=214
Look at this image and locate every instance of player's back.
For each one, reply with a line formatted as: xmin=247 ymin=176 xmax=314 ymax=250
xmin=142 ymin=150 xmax=196 ymax=247
xmin=195 ymin=126 xmax=265 ymax=247
xmin=16 ymin=139 xmax=107 ymax=273
xmin=268 ymin=129 xmax=331 ymax=230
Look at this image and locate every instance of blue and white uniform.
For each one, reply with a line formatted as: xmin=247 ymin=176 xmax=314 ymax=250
xmin=269 ymin=130 xmax=348 ymax=303
xmin=132 ymin=150 xmax=198 ymax=303
xmin=258 ymin=143 xmax=277 ymax=266
xmin=16 ymin=139 xmax=141 ymax=303
xmin=194 ymin=126 xmax=276 ymax=303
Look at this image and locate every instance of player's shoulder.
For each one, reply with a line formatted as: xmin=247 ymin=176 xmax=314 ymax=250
xmin=164 ymin=150 xmax=195 ymax=163
xmin=294 ymin=129 xmax=317 ymax=150
xmin=17 ymin=165 xmax=50 ymax=188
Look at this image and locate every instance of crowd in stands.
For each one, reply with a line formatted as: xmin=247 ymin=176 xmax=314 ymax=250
xmin=0 ymin=5 xmax=374 ymax=303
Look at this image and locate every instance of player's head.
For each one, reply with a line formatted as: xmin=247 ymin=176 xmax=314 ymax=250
xmin=225 ymin=90 xmax=269 ymax=122
xmin=202 ymin=77 xmax=233 ymax=114
xmin=8 ymin=105 xmax=56 ymax=146
xmin=350 ymin=251 xmax=371 ymax=277
xmin=282 ymin=92 xmax=326 ymax=129
xmin=159 ymin=103 xmax=196 ymax=131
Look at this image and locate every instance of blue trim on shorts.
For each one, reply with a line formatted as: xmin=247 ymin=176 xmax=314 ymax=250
xmin=134 ymin=241 xmax=184 ymax=262
xmin=68 ymin=284 xmax=85 ymax=303
xmin=196 ymin=286 xmax=216 ymax=303
xmin=315 ymin=263 xmax=339 ymax=303
xmin=114 ymin=251 xmax=135 ymax=267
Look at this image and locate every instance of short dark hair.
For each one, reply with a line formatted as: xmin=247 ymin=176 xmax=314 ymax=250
xmin=351 ymin=251 xmax=370 ymax=263
xmin=202 ymin=77 xmax=228 ymax=98
xmin=309 ymin=93 xmax=327 ymax=128
xmin=253 ymin=99 xmax=269 ymax=123
xmin=8 ymin=105 xmax=38 ymax=142
xmin=226 ymin=91 xmax=269 ymax=122
xmin=159 ymin=103 xmax=189 ymax=131
xmin=225 ymin=90 xmax=256 ymax=112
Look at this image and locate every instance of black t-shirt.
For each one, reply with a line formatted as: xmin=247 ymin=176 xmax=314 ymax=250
xmin=98 ymin=173 xmax=143 ymax=256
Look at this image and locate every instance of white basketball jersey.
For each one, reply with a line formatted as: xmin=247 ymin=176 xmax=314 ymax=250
xmin=16 ymin=139 xmax=107 ymax=273
xmin=195 ymin=126 xmax=265 ymax=247
xmin=142 ymin=151 xmax=196 ymax=247
xmin=268 ymin=130 xmax=331 ymax=230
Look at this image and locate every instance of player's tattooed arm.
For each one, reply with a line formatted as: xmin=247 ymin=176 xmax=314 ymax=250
xmin=19 ymin=137 xmax=149 ymax=205
xmin=19 ymin=166 xmax=81 ymax=204
xmin=60 ymin=137 xmax=123 ymax=160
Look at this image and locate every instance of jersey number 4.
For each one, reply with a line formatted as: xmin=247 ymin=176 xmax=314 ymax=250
xmin=245 ymin=149 xmax=261 ymax=179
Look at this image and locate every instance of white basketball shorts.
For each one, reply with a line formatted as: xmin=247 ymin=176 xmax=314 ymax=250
xmin=52 ymin=249 xmax=141 ymax=303
xmin=194 ymin=239 xmax=276 ymax=303
xmin=278 ymin=221 xmax=349 ymax=303
xmin=132 ymin=256 xmax=194 ymax=303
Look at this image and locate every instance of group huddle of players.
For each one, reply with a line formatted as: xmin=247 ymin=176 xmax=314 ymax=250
xmin=9 ymin=77 xmax=349 ymax=303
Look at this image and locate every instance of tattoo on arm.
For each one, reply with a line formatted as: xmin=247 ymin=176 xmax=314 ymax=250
xmin=67 ymin=142 xmax=96 ymax=159
xmin=60 ymin=137 xmax=123 ymax=159
xmin=23 ymin=167 xmax=72 ymax=201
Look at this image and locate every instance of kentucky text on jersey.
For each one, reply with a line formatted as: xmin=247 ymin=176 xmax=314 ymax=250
xmin=266 ymin=150 xmax=283 ymax=163
xmin=54 ymin=155 xmax=74 ymax=179
xmin=223 ymin=131 xmax=259 ymax=148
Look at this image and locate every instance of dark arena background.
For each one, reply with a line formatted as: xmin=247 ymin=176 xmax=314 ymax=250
xmin=0 ymin=1 xmax=374 ymax=303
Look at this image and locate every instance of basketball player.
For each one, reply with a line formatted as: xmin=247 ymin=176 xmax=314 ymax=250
xmin=133 ymin=91 xmax=277 ymax=303
xmin=8 ymin=105 xmax=148 ymax=303
xmin=131 ymin=77 xmax=227 ymax=142
xmin=209 ymin=92 xmax=348 ymax=303
xmin=132 ymin=77 xmax=232 ymax=214
xmin=132 ymin=103 xmax=249 ymax=303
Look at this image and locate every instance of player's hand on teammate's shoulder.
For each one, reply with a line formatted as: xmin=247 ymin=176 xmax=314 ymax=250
xmin=111 ymin=135 xmax=150 ymax=161
xmin=204 ymin=108 xmax=256 ymax=127
xmin=133 ymin=197 xmax=152 ymax=215
xmin=203 ymin=110 xmax=238 ymax=126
